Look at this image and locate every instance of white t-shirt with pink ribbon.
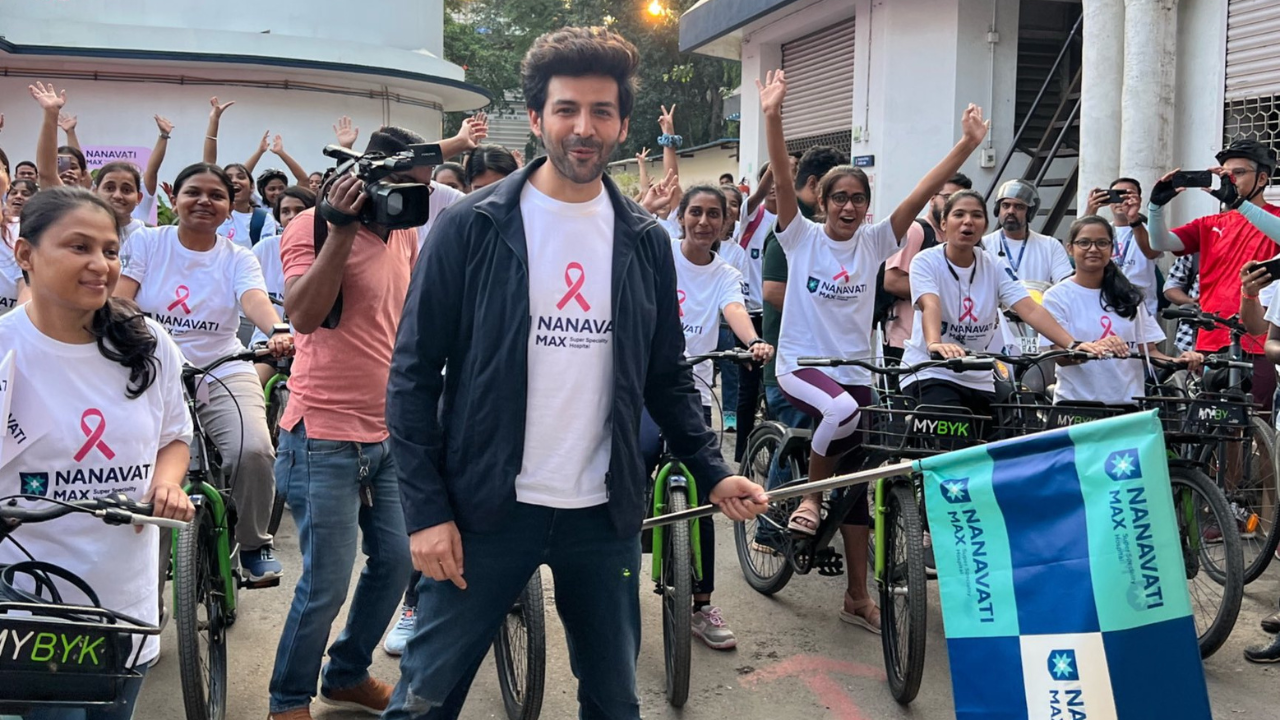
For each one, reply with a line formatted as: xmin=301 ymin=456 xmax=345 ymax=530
xmin=672 ymin=239 xmax=746 ymax=407
xmin=1040 ymin=278 xmax=1164 ymax=405
xmin=514 ymin=182 xmax=615 ymax=508
xmin=0 ymin=237 xmax=22 ymax=315
xmin=0 ymin=306 xmax=193 ymax=666
xmin=217 ymin=209 xmax=280 ymax=251
xmin=123 ymin=226 xmax=267 ymax=381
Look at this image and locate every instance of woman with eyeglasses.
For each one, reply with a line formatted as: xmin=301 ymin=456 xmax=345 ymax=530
xmin=1040 ymin=216 xmax=1202 ymax=406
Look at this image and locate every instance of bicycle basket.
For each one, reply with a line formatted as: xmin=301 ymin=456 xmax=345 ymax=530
xmin=1184 ymin=392 xmax=1253 ymax=438
xmin=0 ymin=601 xmax=152 ymax=710
xmin=991 ymin=390 xmax=1051 ymax=439
xmin=864 ymin=396 xmax=989 ymax=457
xmin=1043 ymin=402 xmax=1129 ymax=430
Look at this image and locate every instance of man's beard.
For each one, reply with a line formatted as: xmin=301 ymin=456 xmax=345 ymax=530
xmin=544 ymin=131 xmax=617 ymax=185
xmin=1001 ymin=214 xmax=1025 ymax=234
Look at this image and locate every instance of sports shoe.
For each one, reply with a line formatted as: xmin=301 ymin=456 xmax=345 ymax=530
xmin=923 ymin=531 xmax=937 ymax=578
xmin=1244 ymin=633 xmax=1280 ymax=663
xmin=268 ymin=708 xmax=313 ymax=720
xmin=724 ymin=411 xmax=737 ymax=433
xmin=691 ymin=606 xmax=737 ymax=650
xmin=241 ymin=546 xmax=283 ymax=583
xmin=321 ymin=677 xmax=393 ymax=715
xmin=382 ymin=605 xmax=416 ymax=656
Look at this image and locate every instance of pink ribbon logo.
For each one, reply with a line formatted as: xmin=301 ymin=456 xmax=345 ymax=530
xmin=555 ymin=262 xmax=591 ymax=312
xmin=832 ymin=265 xmax=850 ymax=284
xmin=167 ymin=285 xmax=192 ymax=314
xmin=1100 ymin=316 xmax=1116 ymax=338
xmin=678 ymin=289 xmax=687 ymax=317
xmin=73 ymin=409 xmax=116 ymax=463
xmin=959 ymin=297 xmax=978 ymax=322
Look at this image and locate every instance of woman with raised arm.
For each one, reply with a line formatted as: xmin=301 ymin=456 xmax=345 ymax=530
xmin=759 ymin=68 xmax=989 ymax=631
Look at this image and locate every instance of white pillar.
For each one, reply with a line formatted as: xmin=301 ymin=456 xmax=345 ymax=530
xmin=1172 ymin=0 xmax=1228 ymax=228
xmin=1078 ymin=0 xmax=1126 ymax=211
xmin=738 ymin=38 xmax=781 ymax=187
xmin=1119 ymin=0 xmax=1179 ymax=209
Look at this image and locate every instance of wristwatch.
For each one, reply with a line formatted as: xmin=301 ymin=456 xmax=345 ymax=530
xmin=748 ymin=338 xmax=766 ymax=348
xmin=271 ymin=323 xmax=290 ymax=336
xmin=1068 ymin=340 xmax=1084 ymax=350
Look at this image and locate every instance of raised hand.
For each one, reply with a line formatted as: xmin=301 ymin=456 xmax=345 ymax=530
xmin=0 ymin=113 xmax=4 ymax=133
xmin=960 ymin=103 xmax=990 ymax=148
xmin=1150 ymin=169 xmax=1186 ymax=208
xmin=209 ymin=96 xmax=235 ymax=118
xmin=458 ymin=112 xmax=489 ymax=149
xmin=658 ymin=104 xmax=676 ymax=135
xmin=756 ymin=70 xmax=787 ymax=117
xmin=333 ymin=116 xmax=359 ymax=148
xmin=161 ymin=181 xmax=176 ymax=205
xmin=155 ymin=115 xmax=175 ymax=136
xmin=57 ymin=113 xmax=78 ymax=132
xmin=257 ymin=130 xmax=270 ymax=152
xmin=271 ymin=134 xmax=284 ymax=154
xmin=512 ymin=149 xmax=525 ymax=168
xmin=636 ymin=147 xmax=650 ymax=163
xmin=29 ymin=82 xmax=67 ymax=113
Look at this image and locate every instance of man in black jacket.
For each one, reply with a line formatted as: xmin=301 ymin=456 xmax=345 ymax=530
xmin=384 ymin=27 xmax=768 ymax=719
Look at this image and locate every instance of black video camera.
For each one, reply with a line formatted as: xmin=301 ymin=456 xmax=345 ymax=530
xmin=320 ymin=142 xmax=444 ymax=230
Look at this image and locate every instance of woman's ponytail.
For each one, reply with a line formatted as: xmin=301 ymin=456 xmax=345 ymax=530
xmin=1100 ymin=261 xmax=1143 ymax=320
xmin=90 ymin=298 xmax=158 ymax=399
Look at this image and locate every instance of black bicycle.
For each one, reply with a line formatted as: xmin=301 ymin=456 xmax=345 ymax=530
xmin=0 ymin=494 xmax=184 ymax=715
xmin=492 ymin=572 xmax=546 ymax=720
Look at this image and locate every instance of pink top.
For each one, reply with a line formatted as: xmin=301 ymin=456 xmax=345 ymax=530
xmin=279 ymin=209 xmax=419 ymax=442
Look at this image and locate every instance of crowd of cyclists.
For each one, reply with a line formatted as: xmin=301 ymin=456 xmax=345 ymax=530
xmin=2 ymin=22 xmax=1280 ymax=720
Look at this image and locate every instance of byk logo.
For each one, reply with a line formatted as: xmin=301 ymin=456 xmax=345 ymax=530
xmin=1048 ymin=649 xmax=1080 ymax=682
xmin=941 ymin=477 xmax=971 ymax=504
xmin=1105 ymin=449 xmax=1142 ymax=482
xmin=806 ymin=277 xmax=820 ymax=293
xmin=20 ymin=472 xmax=49 ymax=497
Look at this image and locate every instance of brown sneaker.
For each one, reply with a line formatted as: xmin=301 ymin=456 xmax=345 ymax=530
xmin=320 ymin=677 xmax=393 ymax=715
xmin=267 ymin=709 xmax=312 ymax=720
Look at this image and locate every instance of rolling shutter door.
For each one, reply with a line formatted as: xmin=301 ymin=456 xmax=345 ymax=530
xmin=1224 ymin=0 xmax=1280 ymax=200
xmin=781 ymin=16 xmax=855 ymax=154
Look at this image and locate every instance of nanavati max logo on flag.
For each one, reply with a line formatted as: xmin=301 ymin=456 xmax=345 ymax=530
xmin=919 ymin=411 xmax=1212 ymax=719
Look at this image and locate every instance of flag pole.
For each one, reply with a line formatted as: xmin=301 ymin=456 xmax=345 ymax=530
xmin=641 ymin=459 xmax=916 ymax=530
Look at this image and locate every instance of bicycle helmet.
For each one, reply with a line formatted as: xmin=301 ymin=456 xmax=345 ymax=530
xmin=1216 ymin=139 xmax=1277 ymax=176
xmin=993 ymin=179 xmax=1041 ymax=220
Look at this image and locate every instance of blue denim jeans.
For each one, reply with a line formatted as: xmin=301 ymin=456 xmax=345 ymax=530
xmin=384 ymin=503 xmax=642 ymax=720
xmin=716 ymin=325 xmax=739 ymax=413
xmin=268 ymin=421 xmax=412 ymax=713
xmin=4 ymin=667 xmax=148 ymax=720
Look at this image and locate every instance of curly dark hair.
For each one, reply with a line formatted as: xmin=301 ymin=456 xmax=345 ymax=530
xmin=522 ymin=27 xmax=640 ymax=120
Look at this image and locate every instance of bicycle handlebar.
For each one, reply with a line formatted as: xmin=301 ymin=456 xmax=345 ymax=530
xmin=0 ymin=493 xmax=188 ymax=530
xmin=182 ymin=346 xmax=273 ymax=380
xmin=980 ymin=348 xmax=1098 ymax=367
xmin=1160 ymin=307 xmax=1247 ymax=334
xmin=797 ymin=355 xmax=994 ymax=375
xmin=688 ymin=348 xmax=758 ymax=365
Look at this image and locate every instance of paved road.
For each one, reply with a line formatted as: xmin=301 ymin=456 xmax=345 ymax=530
xmin=135 ymin=435 xmax=1280 ymax=719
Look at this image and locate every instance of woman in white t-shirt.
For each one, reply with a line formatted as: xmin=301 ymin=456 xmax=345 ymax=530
xmin=1041 ymin=216 xmax=1201 ymax=405
xmin=1 ymin=164 xmax=29 ymax=313
xmin=92 ymin=161 xmax=148 ymax=242
xmin=760 ymin=68 xmax=992 ymax=631
xmin=218 ymin=163 xmax=280 ymax=250
xmin=902 ymin=192 xmax=1106 ymax=411
xmin=252 ymin=185 xmax=315 ymax=385
xmin=665 ymin=185 xmax=774 ymax=647
xmin=1 ymin=187 xmax=194 ymax=715
xmin=116 ymin=162 xmax=294 ymax=583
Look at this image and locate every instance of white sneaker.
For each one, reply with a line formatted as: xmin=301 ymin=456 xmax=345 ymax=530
xmin=382 ymin=605 xmax=415 ymax=656
xmin=691 ymin=606 xmax=737 ymax=650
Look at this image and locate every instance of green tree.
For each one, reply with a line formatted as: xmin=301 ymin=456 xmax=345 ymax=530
xmin=443 ymin=0 xmax=739 ymax=159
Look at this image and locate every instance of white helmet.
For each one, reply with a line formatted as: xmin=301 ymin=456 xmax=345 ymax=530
xmin=993 ymin=179 xmax=1041 ymax=220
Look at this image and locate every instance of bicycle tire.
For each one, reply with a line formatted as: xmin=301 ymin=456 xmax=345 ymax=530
xmin=493 ymin=573 xmax=546 ymax=720
xmin=174 ymin=504 xmax=228 ymax=720
xmin=733 ymin=422 xmax=796 ymax=595
xmin=1169 ymin=467 xmax=1244 ymax=658
xmin=662 ymin=487 xmax=692 ymax=708
xmin=880 ymin=482 xmax=927 ymax=704
xmin=1197 ymin=416 xmax=1280 ymax=583
xmin=266 ymin=384 xmax=289 ymax=450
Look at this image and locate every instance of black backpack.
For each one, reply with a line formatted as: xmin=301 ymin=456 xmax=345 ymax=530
xmin=873 ymin=219 xmax=937 ymax=327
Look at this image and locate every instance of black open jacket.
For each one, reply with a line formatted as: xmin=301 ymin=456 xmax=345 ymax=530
xmin=387 ymin=158 xmax=730 ymax=538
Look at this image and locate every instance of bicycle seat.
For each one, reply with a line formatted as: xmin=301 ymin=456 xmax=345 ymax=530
xmin=778 ymin=428 xmax=814 ymax=461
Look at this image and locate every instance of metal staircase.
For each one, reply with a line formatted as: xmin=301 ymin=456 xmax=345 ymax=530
xmin=985 ymin=13 xmax=1083 ymax=238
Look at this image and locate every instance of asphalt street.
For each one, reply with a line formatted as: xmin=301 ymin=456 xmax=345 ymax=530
xmin=134 ymin=433 xmax=1280 ymax=719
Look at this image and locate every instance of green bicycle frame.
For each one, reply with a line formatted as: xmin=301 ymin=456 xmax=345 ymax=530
xmin=263 ymin=372 xmax=286 ymax=401
xmin=873 ymin=477 xmax=888 ymax=583
xmin=649 ymin=462 xmax=705 ymax=582
xmin=174 ymin=481 xmax=238 ymax=617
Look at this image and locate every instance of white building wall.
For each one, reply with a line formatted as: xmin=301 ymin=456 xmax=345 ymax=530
xmin=1172 ymin=0 xmax=1230 ymax=226
xmin=0 ymin=77 xmax=443 ymax=179
xmin=735 ymin=0 xmax=1019 ymax=224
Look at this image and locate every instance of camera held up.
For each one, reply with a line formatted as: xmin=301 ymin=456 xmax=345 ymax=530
xmin=318 ymin=142 xmax=444 ymax=231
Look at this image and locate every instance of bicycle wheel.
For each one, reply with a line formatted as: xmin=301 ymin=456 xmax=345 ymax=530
xmin=493 ymin=573 xmax=546 ymax=720
xmin=174 ymin=503 xmax=228 ymax=720
xmin=880 ymin=482 xmax=927 ymax=704
xmin=1198 ymin=416 xmax=1280 ymax=583
xmin=734 ymin=423 xmax=796 ymax=595
xmin=661 ymin=486 xmax=692 ymax=708
xmin=266 ymin=383 xmax=288 ymax=449
xmin=1169 ymin=467 xmax=1244 ymax=658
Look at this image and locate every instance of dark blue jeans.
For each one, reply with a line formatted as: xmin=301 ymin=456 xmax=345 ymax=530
xmin=716 ymin=324 xmax=739 ymax=413
xmin=268 ymin=421 xmax=412 ymax=713
xmin=384 ymin=503 xmax=642 ymax=719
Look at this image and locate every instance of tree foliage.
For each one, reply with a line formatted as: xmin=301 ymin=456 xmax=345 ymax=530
xmin=443 ymin=0 xmax=740 ymax=159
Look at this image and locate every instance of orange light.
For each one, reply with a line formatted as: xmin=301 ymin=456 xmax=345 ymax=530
xmin=647 ymin=1 xmax=665 ymax=17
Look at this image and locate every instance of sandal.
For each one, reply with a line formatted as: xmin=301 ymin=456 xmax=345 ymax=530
xmin=840 ymin=593 xmax=881 ymax=635
xmin=787 ymin=501 xmax=821 ymax=536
